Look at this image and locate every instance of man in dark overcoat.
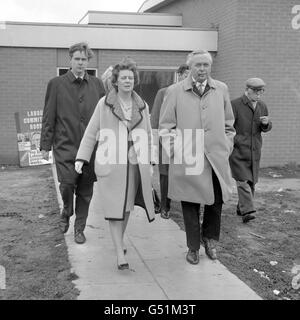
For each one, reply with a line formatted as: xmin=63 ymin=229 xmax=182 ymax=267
xmin=150 ymin=64 xmax=189 ymax=219
xmin=40 ymin=42 xmax=105 ymax=243
xmin=229 ymin=78 xmax=272 ymax=223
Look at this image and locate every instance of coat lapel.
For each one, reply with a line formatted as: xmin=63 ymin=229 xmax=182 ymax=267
xmin=105 ymin=89 xmax=146 ymax=131
xmin=242 ymin=94 xmax=255 ymax=112
xmin=184 ymin=76 xmax=216 ymax=98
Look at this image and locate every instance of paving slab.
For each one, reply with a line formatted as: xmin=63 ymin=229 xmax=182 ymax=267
xmin=51 ymin=164 xmax=262 ymax=300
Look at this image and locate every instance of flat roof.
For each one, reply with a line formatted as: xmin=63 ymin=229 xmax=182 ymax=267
xmin=0 ymin=21 xmax=218 ymax=51
xmin=138 ymin=0 xmax=176 ymax=12
xmin=78 ymin=10 xmax=182 ymax=27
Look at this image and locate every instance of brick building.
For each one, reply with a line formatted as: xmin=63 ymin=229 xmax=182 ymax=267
xmin=0 ymin=0 xmax=299 ymax=166
xmin=140 ymin=0 xmax=300 ymax=167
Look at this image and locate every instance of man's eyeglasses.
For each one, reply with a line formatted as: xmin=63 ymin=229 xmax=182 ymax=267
xmin=249 ymin=87 xmax=265 ymax=94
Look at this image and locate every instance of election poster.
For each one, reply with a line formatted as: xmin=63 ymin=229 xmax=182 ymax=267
xmin=14 ymin=109 xmax=53 ymax=167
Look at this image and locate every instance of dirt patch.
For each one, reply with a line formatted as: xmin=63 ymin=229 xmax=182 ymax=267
xmin=0 ymin=165 xmax=79 ymax=300
xmin=168 ymin=165 xmax=300 ymax=300
xmin=1 ymin=164 xmax=299 ymax=300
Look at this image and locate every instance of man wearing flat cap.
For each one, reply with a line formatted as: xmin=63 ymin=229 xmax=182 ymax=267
xmin=229 ymin=77 xmax=272 ymax=223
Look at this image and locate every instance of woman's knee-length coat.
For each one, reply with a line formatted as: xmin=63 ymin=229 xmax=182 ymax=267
xmin=76 ymin=89 xmax=155 ymax=222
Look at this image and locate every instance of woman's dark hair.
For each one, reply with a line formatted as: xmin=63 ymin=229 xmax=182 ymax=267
xmin=111 ymin=57 xmax=139 ymax=90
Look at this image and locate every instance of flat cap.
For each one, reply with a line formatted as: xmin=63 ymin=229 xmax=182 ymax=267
xmin=246 ymin=77 xmax=266 ymax=89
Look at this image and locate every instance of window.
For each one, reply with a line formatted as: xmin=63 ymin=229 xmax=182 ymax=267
xmin=135 ymin=67 xmax=176 ymax=113
xmin=57 ymin=68 xmax=98 ymax=77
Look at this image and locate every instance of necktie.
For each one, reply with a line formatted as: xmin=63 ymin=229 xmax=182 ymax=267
xmin=198 ymin=83 xmax=203 ymax=95
xmin=195 ymin=82 xmax=204 ymax=95
xmin=75 ymin=78 xmax=82 ymax=85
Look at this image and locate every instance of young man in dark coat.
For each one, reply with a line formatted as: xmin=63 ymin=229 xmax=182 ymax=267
xmin=229 ymin=78 xmax=272 ymax=223
xmin=40 ymin=42 xmax=105 ymax=243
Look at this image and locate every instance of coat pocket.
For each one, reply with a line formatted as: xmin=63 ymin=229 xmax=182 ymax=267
xmin=94 ymin=162 xmax=111 ymax=177
xmin=94 ymin=148 xmax=112 ymax=177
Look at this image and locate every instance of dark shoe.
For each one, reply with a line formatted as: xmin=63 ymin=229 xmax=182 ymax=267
xmin=123 ymin=248 xmax=127 ymax=255
xmin=186 ymin=249 xmax=199 ymax=264
xmin=60 ymin=215 xmax=70 ymax=234
xmin=117 ymin=263 xmax=129 ymax=270
xmin=160 ymin=210 xmax=170 ymax=219
xmin=203 ymin=238 xmax=217 ymax=260
xmin=236 ymin=206 xmax=242 ymax=216
xmin=74 ymin=230 xmax=86 ymax=244
xmin=242 ymin=213 xmax=256 ymax=223
xmin=154 ymin=206 xmax=161 ymax=214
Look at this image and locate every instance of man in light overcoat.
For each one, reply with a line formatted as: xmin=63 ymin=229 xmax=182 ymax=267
xmin=159 ymin=50 xmax=235 ymax=264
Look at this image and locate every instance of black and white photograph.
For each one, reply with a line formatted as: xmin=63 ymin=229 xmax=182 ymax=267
xmin=0 ymin=0 xmax=299 ymax=306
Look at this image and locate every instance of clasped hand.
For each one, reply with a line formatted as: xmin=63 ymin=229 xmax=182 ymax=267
xmin=259 ymin=116 xmax=269 ymax=125
xmin=75 ymin=161 xmax=84 ymax=174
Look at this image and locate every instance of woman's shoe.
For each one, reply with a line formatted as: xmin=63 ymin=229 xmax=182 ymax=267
xmin=160 ymin=210 xmax=170 ymax=219
xmin=117 ymin=263 xmax=129 ymax=270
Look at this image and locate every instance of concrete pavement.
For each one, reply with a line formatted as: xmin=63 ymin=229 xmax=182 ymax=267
xmin=52 ymin=164 xmax=261 ymax=300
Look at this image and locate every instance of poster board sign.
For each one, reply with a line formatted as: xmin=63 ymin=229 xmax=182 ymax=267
xmin=14 ymin=109 xmax=53 ymax=167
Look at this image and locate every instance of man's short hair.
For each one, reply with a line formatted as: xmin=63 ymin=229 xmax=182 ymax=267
xmin=186 ymin=50 xmax=213 ymax=66
xmin=177 ymin=64 xmax=189 ymax=75
xmin=69 ymin=42 xmax=94 ymax=60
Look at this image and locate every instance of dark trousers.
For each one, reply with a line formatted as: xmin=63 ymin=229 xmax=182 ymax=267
xmin=160 ymin=174 xmax=171 ymax=212
xmin=59 ymin=182 xmax=94 ymax=232
xmin=236 ymin=180 xmax=256 ymax=215
xmin=181 ymin=171 xmax=223 ymax=251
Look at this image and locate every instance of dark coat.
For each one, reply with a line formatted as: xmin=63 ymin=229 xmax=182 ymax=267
xmin=229 ymin=94 xmax=272 ymax=184
xmin=150 ymin=87 xmax=169 ymax=175
xmin=40 ymin=70 xmax=105 ymax=184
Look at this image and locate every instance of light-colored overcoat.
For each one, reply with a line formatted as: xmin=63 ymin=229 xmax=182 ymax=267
xmin=159 ymin=75 xmax=236 ymax=205
xmin=76 ymin=89 xmax=155 ymax=222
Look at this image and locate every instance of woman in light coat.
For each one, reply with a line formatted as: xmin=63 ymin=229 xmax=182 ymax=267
xmin=75 ymin=58 xmax=155 ymax=270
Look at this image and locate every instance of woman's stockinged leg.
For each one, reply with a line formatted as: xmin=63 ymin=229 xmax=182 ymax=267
xmin=109 ymin=220 xmax=127 ymax=267
xmin=122 ymin=211 xmax=130 ymax=253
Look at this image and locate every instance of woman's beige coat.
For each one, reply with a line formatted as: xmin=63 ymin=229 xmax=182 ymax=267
xmin=159 ymin=75 xmax=236 ymax=205
xmin=76 ymin=89 xmax=155 ymax=222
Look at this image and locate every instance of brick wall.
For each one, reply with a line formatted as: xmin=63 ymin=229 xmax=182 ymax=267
xmin=0 ymin=47 xmax=56 ymax=165
xmin=234 ymin=0 xmax=300 ymax=167
xmin=1 ymin=1 xmax=299 ymax=166
xmin=152 ymin=0 xmax=300 ymax=166
xmin=0 ymin=47 xmax=187 ymax=165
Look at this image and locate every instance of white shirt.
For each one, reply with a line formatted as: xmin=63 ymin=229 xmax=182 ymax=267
xmin=245 ymin=92 xmax=257 ymax=109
